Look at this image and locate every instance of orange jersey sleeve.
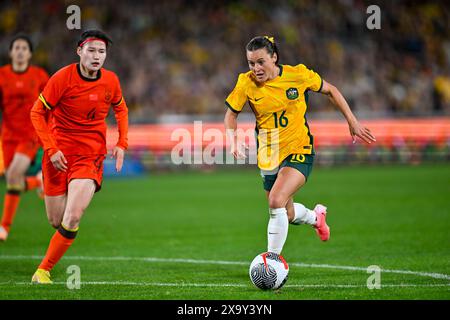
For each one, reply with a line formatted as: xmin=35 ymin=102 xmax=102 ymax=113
xmin=30 ymin=99 xmax=58 ymax=156
xmin=31 ymin=66 xmax=69 ymax=156
xmin=111 ymin=77 xmax=128 ymax=150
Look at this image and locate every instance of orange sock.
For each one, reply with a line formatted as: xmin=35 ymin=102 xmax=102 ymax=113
xmin=38 ymin=225 xmax=78 ymax=272
xmin=25 ymin=176 xmax=41 ymax=191
xmin=1 ymin=191 xmax=21 ymax=233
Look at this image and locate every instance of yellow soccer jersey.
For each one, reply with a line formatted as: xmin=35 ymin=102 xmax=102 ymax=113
xmin=226 ymin=64 xmax=322 ymax=171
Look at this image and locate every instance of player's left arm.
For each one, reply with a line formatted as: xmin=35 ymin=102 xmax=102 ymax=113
xmin=110 ymin=79 xmax=129 ymax=172
xmin=320 ymin=80 xmax=376 ymax=144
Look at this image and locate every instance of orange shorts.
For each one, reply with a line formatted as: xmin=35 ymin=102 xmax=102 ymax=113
xmin=42 ymin=152 xmax=105 ymax=196
xmin=1 ymin=139 xmax=41 ymax=169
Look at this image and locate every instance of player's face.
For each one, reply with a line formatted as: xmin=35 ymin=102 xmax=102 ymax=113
xmin=77 ymin=40 xmax=107 ymax=72
xmin=246 ymin=48 xmax=277 ymax=82
xmin=9 ymin=39 xmax=32 ymax=65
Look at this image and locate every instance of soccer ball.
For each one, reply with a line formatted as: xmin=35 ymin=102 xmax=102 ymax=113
xmin=249 ymin=252 xmax=289 ymax=290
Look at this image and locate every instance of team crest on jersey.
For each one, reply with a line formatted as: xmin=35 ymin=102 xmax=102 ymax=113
xmin=286 ymin=88 xmax=299 ymax=100
xmin=105 ymin=89 xmax=112 ymax=103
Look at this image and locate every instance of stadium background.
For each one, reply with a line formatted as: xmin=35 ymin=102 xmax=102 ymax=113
xmin=0 ymin=0 xmax=449 ymax=300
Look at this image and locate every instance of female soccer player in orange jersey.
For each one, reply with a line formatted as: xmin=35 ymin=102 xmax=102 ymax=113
xmin=30 ymin=30 xmax=128 ymax=283
xmin=0 ymin=34 xmax=49 ymax=241
xmin=225 ymin=36 xmax=376 ymax=256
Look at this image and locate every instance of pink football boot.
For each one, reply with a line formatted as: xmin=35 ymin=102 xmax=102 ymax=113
xmin=313 ymin=204 xmax=330 ymax=241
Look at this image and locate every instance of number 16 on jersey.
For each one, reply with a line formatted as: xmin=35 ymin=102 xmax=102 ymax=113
xmin=273 ymin=110 xmax=288 ymax=128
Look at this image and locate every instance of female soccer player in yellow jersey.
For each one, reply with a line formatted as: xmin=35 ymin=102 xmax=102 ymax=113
xmin=224 ymin=36 xmax=376 ymax=255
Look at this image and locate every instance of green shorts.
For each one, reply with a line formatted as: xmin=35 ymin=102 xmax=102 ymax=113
xmin=261 ymin=154 xmax=314 ymax=191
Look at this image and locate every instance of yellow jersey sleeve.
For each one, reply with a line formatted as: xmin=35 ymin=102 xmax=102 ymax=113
xmin=297 ymin=64 xmax=323 ymax=92
xmin=225 ymin=73 xmax=249 ymax=113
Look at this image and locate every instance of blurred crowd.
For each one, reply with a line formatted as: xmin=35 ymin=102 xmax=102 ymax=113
xmin=0 ymin=0 xmax=449 ymax=122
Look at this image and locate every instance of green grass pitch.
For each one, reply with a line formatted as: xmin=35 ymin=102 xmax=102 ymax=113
xmin=0 ymin=164 xmax=449 ymax=299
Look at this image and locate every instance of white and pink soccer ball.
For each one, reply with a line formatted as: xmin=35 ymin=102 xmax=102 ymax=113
xmin=249 ymin=252 xmax=289 ymax=290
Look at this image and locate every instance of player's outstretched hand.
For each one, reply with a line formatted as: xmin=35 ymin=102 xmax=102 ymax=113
xmin=111 ymin=146 xmax=125 ymax=172
xmin=50 ymin=150 xmax=68 ymax=172
xmin=231 ymin=142 xmax=248 ymax=160
xmin=348 ymin=120 xmax=376 ymax=144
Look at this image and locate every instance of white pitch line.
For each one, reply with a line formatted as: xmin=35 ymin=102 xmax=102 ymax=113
xmin=0 ymin=281 xmax=449 ymax=289
xmin=0 ymin=281 xmax=247 ymax=288
xmin=288 ymin=262 xmax=450 ymax=281
xmin=1 ymin=254 xmax=449 ymax=281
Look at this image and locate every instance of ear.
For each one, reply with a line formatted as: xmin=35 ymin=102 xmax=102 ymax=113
xmin=77 ymin=46 xmax=82 ymax=57
xmin=272 ymin=52 xmax=278 ymax=64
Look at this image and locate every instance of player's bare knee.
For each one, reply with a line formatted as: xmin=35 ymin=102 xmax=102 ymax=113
xmin=268 ymin=193 xmax=288 ymax=209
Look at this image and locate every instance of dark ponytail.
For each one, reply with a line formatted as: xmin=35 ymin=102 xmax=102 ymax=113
xmin=246 ymin=36 xmax=279 ymax=64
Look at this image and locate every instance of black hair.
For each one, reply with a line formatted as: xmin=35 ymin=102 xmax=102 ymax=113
xmin=246 ymin=36 xmax=279 ymax=64
xmin=77 ymin=29 xmax=113 ymax=48
xmin=9 ymin=34 xmax=33 ymax=52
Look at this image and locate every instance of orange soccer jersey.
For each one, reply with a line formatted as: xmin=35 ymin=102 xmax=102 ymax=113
xmin=30 ymin=63 xmax=128 ymax=157
xmin=0 ymin=64 xmax=49 ymax=141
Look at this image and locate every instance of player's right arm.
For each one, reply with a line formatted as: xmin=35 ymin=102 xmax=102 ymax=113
xmin=30 ymin=100 xmax=67 ymax=171
xmin=30 ymin=67 xmax=68 ymax=171
xmin=224 ymin=73 xmax=249 ymax=159
xmin=109 ymin=74 xmax=129 ymax=172
xmin=224 ymin=109 xmax=247 ymax=159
